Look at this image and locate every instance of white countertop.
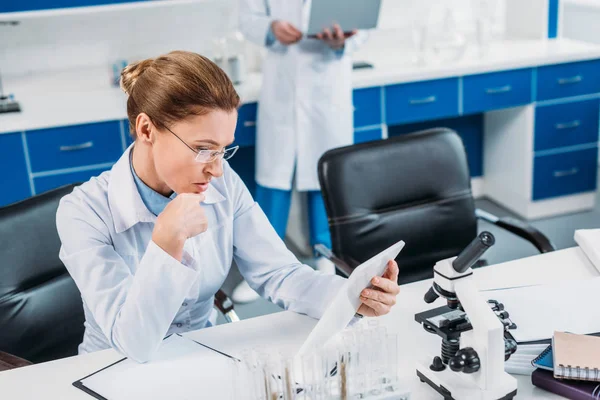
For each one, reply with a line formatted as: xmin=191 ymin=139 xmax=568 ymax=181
xmin=2 ymin=38 xmax=600 ymax=135
xmin=0 ymin=246 xmax=597 ymax=399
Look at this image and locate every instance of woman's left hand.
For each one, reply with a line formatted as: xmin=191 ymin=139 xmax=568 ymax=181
xmin=357 ymin=260 xmax=400 ymax=317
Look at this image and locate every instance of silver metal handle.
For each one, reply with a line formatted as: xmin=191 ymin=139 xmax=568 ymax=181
xmin=485 ymin=85 xmax=512 ymax=94
xmin=555 ymin=120 xmax=581 ymax=130
xmin=243 ymin=121 xmax=256 ymax=127
xmin=59 ymin=141 xmax=94 ymax=152
xmin=553 ymin=168 xmax=579 ymax=178
xmin=409 ymin=95 xmax=437 ymax=105
xmin=558 ymin=75 xmax=583 ymax=85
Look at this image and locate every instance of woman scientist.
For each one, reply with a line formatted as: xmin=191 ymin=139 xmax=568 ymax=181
xmin=56 ymin=51 xmax=400 ymax=363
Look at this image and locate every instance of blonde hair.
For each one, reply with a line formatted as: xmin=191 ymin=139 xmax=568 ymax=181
xmin=120 ymin=50 xmax=240 ymax=136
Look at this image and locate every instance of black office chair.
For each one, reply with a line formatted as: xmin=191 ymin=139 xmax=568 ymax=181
xmin=0 ymin=184 xmax=85 ymax=365
xmin=0 ymin=184 xmax=238 ymax=370
xmin=316 ymin=128 xmax=555 ymax=284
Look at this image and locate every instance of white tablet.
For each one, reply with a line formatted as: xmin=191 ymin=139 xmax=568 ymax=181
xmin=307 ymin=0 xmax=382 ymax=37
xmin=296 ymin=240 xmax=405 ymax=357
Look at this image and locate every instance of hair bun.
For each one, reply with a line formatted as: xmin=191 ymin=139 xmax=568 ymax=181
xmin=120 ymin=58 xmax=154 ymax=95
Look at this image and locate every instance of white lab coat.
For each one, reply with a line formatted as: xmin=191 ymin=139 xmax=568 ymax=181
xmin=239 ymin=0 xmax=369 ymax=191
xmin=56 ymin=146 xmax=346 ymax=363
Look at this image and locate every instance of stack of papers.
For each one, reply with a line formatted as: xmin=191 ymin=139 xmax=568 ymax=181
xmin=575 ymin=229 xmax=600 ymax=273
xmin=487 ymin=277 xmax=600 ymax=343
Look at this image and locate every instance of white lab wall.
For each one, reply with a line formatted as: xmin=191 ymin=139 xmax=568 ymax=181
xmin=0 ymin=0 xmax=506 ymax=78
xmin=562 ymin=0 xmax=600 ymax=44
xmin=0 ymin=0 xmax=238 ymax=76
xmin=357 ymin=0 xmax=506 ymax=60
xmin=560 ymin=0 xmax=600 ymax=165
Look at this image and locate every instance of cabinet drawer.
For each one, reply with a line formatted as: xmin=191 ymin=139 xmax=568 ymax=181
xmin=463 ymin=69 xmax=532 ymax=114
xmin=234 ymin=103 xmax=257 ymax=147
xmin=533 ymin=147 xmax=598 ymax=200
xmin=385 ymin=78 xmax=459 ymax=125
xmin=353 ymin=87 xmax=382 ymax=127
xmin=535 ymin=99 xmax=600 ymax=152
xmin=26 ymin=121 xmax=123 ymax=173
xmin=537 ymin=60 xmax=600 ymax=101
xmin=34 ymin=166 xmax=110 ymax=194
xmin=354 ymin=127 xmax=382 ymax=144
xmin=0 ymin=133 xmax=32 ymax=207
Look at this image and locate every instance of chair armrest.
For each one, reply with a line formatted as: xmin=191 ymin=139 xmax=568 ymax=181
xmin=214 ymin=289 xmax=240 ymax=323
xmin=475 ymin=209 xmax=556 ymax=254
xmin=0 ymin=351 xmax=32 ymax=372
xmin=314 ymin=244 xmax=355 ymax=277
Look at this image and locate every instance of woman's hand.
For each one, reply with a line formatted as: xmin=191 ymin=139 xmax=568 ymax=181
xmin=152 ymin=193 xmax=208 ymax=261
xmin=357 ymin=260 xmax=400 ymax=317
xmin=271 ymin=20 xmax=303 ymax=45
xmin=315 ymin=24 xmax=357 ymax=50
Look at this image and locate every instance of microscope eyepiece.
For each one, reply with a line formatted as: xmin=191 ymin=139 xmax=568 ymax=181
xmin=452 ymin=231 xmax=495 ymax=274
xmin=480 ymin=232 xmax=495 ymax=247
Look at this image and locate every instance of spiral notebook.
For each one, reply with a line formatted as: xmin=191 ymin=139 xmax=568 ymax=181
xmin=553 ymin=331 xmax=600 ymax=381
xmin=532 ymin=344 xmax=554 ymax=372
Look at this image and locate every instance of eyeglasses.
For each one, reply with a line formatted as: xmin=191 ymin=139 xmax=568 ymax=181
xmin=164 ymin=125 xmax=239 ymax=164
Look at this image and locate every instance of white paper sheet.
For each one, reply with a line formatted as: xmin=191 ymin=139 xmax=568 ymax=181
xmin=488 ymin=277 xmax=600 ymax=343
xmin=295 ymin=240 xmax=405 ymax=357
xmin=575 ymin=229 xmax=600 ymax=274
xmin=80 ymin=335 xmax=235 ymax=400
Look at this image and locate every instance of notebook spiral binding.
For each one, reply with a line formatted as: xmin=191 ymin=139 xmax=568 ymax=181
xmin=532 ymin=345 xmax=552 ymax=366
xmin=557 ymin=364 xmax=600 ymax=382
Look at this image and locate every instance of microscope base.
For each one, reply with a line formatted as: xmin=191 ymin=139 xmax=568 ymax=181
xmin=416 ymin=362 xmax=517 ymax=400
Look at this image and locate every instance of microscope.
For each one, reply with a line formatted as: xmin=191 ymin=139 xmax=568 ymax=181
xmin=415 ymin=232 xmax=518 ymax=400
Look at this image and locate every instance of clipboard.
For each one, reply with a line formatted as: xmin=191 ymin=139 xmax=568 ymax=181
xmin=73 ymin=335 xmax=238 ymax=400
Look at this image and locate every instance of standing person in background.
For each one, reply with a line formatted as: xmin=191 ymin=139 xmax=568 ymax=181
xmin=233 ymin=0 xmax=369 ymax=303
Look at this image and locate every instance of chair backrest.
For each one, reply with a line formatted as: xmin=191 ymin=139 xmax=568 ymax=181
xmin=0 ymin=184 xmax=84 ymax=363
xmin=318 ymin=128 xmax=478 ymax=284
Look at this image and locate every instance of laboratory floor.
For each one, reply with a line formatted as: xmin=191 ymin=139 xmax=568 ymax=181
xmin=218 ymin=178 xmax=600 ymax=323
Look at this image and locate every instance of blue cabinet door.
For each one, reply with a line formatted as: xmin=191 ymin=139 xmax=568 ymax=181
xmin=388 ymin=114 xmax=484 ymax=177
xmin=26 ymin=120 xmax=123 ymax=173
xmin=385 ymin=78 xmax=460 ymax=126
xmin=533 ymin=147 xmax=598 ymax=200
xmin=0 ymin=0 xmax=147 ymax=13
xmin=463 ymin=69 xmax=532 ymax=114
xmin=234 ymin=103 xmax=258 ymax=148
xmin=534 ymin=99 xmax=600 ymax=152
xmin=353 ymin=87 xmax=382 ymax=128
xmin=537 ymin=60 xmax=600 ymax=101
xmin=34 ymin=166 xmax=110 ymax=194
xmin=0 ymin=133 xmax=32 ymax=207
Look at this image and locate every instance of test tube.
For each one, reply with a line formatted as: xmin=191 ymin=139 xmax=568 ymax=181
xmin=384 ymin=333 xmax=400 ymax=394
xmin=262 ymin=355 xmax=280 ymax=400
xmin=281 ymin=356 xmax=296 ymax=400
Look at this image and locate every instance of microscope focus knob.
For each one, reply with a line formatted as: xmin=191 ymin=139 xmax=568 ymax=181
xmin=448 ymin=348 xmax=480 ymax=374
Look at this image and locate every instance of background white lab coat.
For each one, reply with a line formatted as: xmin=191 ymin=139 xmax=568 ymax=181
xmin=239 ymin=0 xmax=369 ymax=191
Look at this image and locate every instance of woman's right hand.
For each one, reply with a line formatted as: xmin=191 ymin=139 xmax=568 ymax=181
xmin=152 ymin=193 xmax=208 ymax=261
xmin=271 ymin=20 xmax=303 ymax=45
